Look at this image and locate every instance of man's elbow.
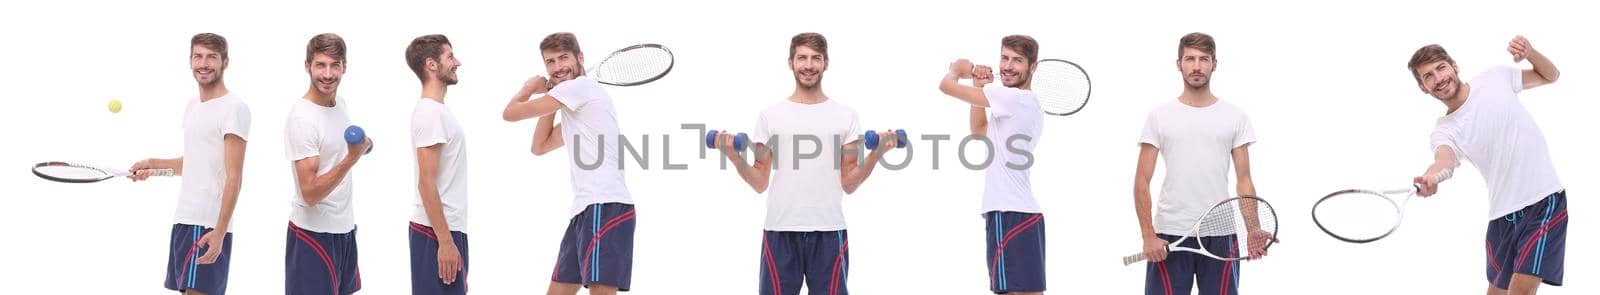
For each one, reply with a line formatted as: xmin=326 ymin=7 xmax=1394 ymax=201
xmin=501 ymin=109 xmax=521 ymax=122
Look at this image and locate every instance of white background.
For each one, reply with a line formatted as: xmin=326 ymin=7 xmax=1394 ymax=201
xmin=1 ymin=0 xmax=1592 ymax=294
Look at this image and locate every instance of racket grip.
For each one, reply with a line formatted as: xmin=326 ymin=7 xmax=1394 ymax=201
xmin=1122 ymin=252 xmax=1148 ymax=266
xmin=143 ymin=168 xmax=176 ymax=177
xmin=1433 ymin=168 xmax=1453 ymax=182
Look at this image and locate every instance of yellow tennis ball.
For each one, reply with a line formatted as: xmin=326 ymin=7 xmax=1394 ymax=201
xmin=108 ymin=99 xmax=122 ymax=113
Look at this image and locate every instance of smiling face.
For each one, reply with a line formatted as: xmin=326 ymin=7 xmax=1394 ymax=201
xmin=1407 ymin=44 xmax=1462 ymax=102
xmin=789 ymin=45 xmax=827 ymax=89
xmin=998 ymin=47 xmax=1033 ymax=88
xmin=1414 ymin=59 xmax=1462 ymax=101
xmin=434 ymin=45 xmax=460 ymax=85
xmin=306 ymin=53 xmax=344 ymax=97
xmin=542 ymin=49 xmax=584 ymax=86
xmin=190 ymin=44 xmax=226 ymax=87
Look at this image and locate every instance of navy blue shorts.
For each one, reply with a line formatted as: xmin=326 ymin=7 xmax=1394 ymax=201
xmin=409 ymin=222 xmax=469 ymax=295
xmin=1486 ymin=191 xmax=1567 ymax=289
xmin=552 ymin=203 xmax=637 ymax=291
xmin=286 ymin=222 xmax=361 ymax=295
xmin=985 ymin=211 xmax=1046 ymax=294
xmin=1145 ymin=234 xmax=1240 ymax=295
xmin=164 ymin=223 xmax=233 ymax=295
xmin=760 ymin=230 xmax=849 ymax=295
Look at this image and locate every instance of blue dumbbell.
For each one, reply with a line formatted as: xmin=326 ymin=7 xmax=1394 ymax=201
xmin=863 ymin=129 xmax=908 ymax=150
xmin=344 ymin=125 xmax=373 ymax=154
xmin=705 ymin=130 xmax=748 ymax=150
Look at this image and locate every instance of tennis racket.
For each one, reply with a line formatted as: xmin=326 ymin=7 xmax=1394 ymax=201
xmin=1032 ymin=59 xmax=1091 ymax=116
xmin=32 ymin=161 xmax=173 ymax=183
xmin=1311 ymin=170 xmax=1453 ymax=243
xmin=1122 ymin=196 xmax=1279 ymax=265
xmin=588 ymin=43 xmax=674 ymax=86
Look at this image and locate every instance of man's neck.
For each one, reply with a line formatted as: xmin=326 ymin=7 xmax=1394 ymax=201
xmin=198 ymin=83 xmax=229 ymax=102
xmin=422 ymin=80 xmax=448 ymax=103
xmin=1178 ymin=86 xmax=1217 ymax=108
xmin=789 ymin=86 xmax=827 ymax=104
xmin=304 ymin=89 xmax=337 ymax=107
xmin=1443 ymin=83 xmax=1472 ymax=115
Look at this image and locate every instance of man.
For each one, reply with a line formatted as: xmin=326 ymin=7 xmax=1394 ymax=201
xmin=501 ymin=32 xmax=638 ymax=295
xmin=712 ymin=32 xmax=897 ymax=295
xmin=1407 ymin=36 xmax=1565 ymax=295
xmin=283 ymin=33 xmax=369 ymax=295
xmin=938 ymin=34 xmax=1047 ymax=295
xmin=129 ymin=32 xmax=251 ymax=295
xmin=1132 ymin=32 xmax=1270 ymax=295
xmin=405 ymin=34 xmax=470 ymax=295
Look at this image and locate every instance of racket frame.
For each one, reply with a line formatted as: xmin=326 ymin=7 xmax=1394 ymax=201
xmin=1311 ymin=185 xmax=1418 ymax=243
xmin=589 ymin=43 xmax=674 ymax=86
xmin=32 ymin=161 xmax=174 ymax=183
xmin=1122 ymin=196 xmax=1277 ymax=265
xmin=1035 ymin=59 xmax=1091 ymax=116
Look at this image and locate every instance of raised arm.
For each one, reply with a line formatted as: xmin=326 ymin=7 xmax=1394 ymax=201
xmin=291 ymin=138 xmax=368 ymax=204
xmin=841 ymin=131 xmax=897 ymax=194
xmin=1508 ymin=35 xmax=1559 ymax=90
xmin=718 ymin=133 xmax=774 ymax=193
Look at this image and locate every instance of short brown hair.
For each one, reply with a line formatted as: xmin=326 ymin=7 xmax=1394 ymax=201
xmin=1178 ymin=32 xmax=1216 ymax=60
xmin=405 ymin=34 xmax=452 ymax=83
xmin=540 ymin=32 xmax=583 ymax=56
xmin=1002 ymin=35 xmax=1038 ymax=64
xmin=1407 ymin=44 xmax=1455 ymax=84
xmin=305 ymin=33 xmax=347 ymax=64
xmin=789 ymin=32 xmax=828 ymax=59
xmin=191 ymin=33 xmax=229 ymax=60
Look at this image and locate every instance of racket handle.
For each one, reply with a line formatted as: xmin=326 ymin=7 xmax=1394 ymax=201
xmin=141 ymin=168 xmax=176 ymax=177
xmin=704 ymin=130 xmax=747 ymax=150
xmin=1433 ymin=168 xmax=1453 ymax=182
xmin=1122 ymin=252 xmax=1148 ymax=266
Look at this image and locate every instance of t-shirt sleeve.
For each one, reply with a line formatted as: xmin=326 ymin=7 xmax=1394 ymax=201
xmin=548 ymin=78 xmax=600 ymax=112
xmin=1138 ymin=111 xmax=1161 ymax=148
xmin=843 ymin=110 xmax=863 ymax=145
xmin=284 ymin=117 xmax=319 ymax=161
xmin=1233 ymin=112 xmax=1257 ymax=148
xmin=751 ymin=110 xmax=771 ymax=145
xmin=223 ymin=102 xmax=251 ymax=141
xmin=1502 ymin=65 xmax=1524 ymax=93
xmin=1430 ymin=127 xmax=1463 ymax=160
xmin=412 ymin=107 xmax=447 ymax=148
xmin=983 ymin=84 xmax=1019 ymax=119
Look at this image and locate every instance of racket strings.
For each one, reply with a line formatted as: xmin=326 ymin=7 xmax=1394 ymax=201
xmin=593 ymin=47 xmax=672 ymax=85
xmin=1031 ymin=61 xmax=1090 ymax=115
xmin=1194 ymin=198 xmax=1278 ymax=259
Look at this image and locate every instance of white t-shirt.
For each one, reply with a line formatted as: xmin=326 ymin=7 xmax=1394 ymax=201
xmin=411 ymin=98 xmax=470 ymax=233
xmin=753 ymin=99 xmax=862 ymax=231
xmin=981 ymin=85 xmax=1044 ymax=214
xmin=1139 ymin=99 xmax=1255 ymax=236
xmin=548 ymin=76 xmax=635 ymax=216
xmin=283 ymin=97 xmax=357 ymax=233
xmin=1431 ymin=66 xmax=1564 ymax=220
xmin=174 ymin=93 xmax=251 ymax=230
